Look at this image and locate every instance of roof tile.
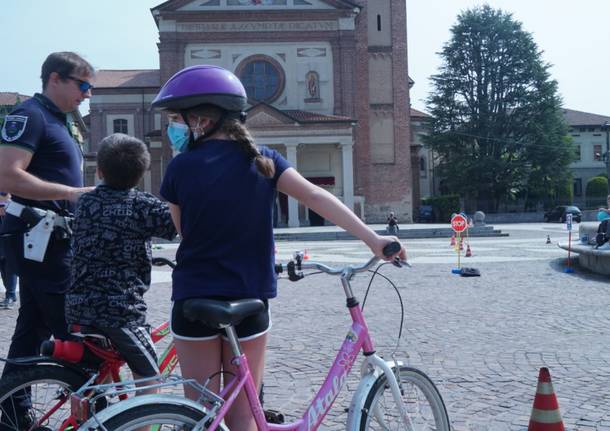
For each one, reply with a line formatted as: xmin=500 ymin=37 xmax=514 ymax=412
xmin=93 ymin=70 xmax=160 ymax=88
xmin=0 ymin=92 xmax=31 ymax=106
xmin=563 ymin=108 xmax=610 ymax=126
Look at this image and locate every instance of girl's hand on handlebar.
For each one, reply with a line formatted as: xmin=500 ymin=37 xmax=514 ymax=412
xmin=368 ymin=235 xmax=406 ymax=262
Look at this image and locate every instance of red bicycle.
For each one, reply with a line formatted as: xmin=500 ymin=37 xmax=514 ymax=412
xmin=0 ymin=257 xmax=177 ymax=431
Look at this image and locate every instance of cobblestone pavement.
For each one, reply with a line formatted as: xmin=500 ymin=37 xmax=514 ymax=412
xmin=1 ymin=223 xmax=609 ymax=430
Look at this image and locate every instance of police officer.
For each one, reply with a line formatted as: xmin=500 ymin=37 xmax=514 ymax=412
xmin=0 ymin=52 xmax=94 ymax=391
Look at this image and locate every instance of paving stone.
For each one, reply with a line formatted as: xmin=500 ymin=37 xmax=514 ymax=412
xmin=0 ymin=225 xmax=609 ymax=429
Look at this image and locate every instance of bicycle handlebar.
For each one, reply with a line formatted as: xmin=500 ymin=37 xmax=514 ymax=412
xmin=280 ymin=241 xmax=404 ymax=282
xmin=152 ymin=257 xmax=176 ymax=269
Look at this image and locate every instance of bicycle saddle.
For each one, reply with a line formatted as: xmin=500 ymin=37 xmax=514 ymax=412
xmin=183 ymin=298 xmax=265 ymax=328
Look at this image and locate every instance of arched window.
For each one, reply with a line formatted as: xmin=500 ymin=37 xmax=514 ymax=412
xmin=113 ymin=119 xmax=128 ymax=134
xmin=236 ymin=56 xmax=284 ymax=103
xmin=420 ymin=156 xmax=427 ymax=178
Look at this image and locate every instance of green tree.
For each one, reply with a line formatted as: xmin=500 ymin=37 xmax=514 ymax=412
xmin=424 ymin=5 xmax=575 ymax=212
xmin=586 ymin=176 xmax=608 ymax=208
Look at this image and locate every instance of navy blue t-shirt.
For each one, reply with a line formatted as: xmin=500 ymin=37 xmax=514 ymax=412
xmin=0 ymin=94 xmax=83 ymax=214
xmin=160 ymin=140 xmax=291 ymax=301
xmin=0 ymin=94 xmax=84 ymax=290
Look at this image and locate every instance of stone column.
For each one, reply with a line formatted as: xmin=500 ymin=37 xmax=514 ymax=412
xmin=285 ymin=140 xmax=300 ymax=228
xmin=341 ymin=139 xmax=354 ymax=212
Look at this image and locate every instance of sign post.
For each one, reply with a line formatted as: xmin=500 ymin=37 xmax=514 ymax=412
xmin=451 ymin=214 xmax=468 ymax=274
xmin=565 ymin=213 xmax=574 ymax=273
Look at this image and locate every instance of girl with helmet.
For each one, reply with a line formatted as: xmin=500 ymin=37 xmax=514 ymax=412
xmin=154 ymin=65 xmax=405 ymax=431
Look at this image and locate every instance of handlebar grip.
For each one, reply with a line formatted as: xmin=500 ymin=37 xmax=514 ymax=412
xmin=382 ymin=241 xmax=401 ymax=257
xmin=40 ymin=340 xmax=55 ymax=356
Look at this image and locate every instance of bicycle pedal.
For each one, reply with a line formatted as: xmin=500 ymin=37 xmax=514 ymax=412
xmin=264 ymin=409 xmax=285 ymax=424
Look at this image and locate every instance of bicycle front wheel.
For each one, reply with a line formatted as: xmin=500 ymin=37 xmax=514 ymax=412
xmin=99 ymin=403 xmax=209 ymax=430
xmin=360 ymin=366 xmax=450 ymax=431
xmin=0 ymin=365 xmax=87 ymax=431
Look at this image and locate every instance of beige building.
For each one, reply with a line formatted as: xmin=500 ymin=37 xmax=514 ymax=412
xmin=88 ymin=0 xmax=414 ymax=226
xmin=564 ymin=109 xmax=610 ymax=206
xmin=409 ymin=108 xmax=435 ymax=202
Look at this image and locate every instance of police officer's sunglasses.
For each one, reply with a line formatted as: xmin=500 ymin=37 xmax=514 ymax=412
xmin=66 ymin=76 xmax=94 ymax=93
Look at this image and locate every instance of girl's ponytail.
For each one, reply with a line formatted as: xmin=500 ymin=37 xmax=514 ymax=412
xmin=223 ymin=120 xmax=275 ymax=178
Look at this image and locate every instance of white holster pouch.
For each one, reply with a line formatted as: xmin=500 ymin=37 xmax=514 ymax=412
xmin=5 ymin=201 xmax=71 ymax=263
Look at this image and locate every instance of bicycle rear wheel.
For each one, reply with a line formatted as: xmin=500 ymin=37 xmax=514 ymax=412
xmin=0 ymin=365 xmax=87 ymax=431
xmin=98 ymin=403 xmax=211 ymax=430
xmin=359 ymin=366 xmax=450 ymax=431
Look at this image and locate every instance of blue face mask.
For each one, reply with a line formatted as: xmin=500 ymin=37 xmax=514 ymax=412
xmin=167 ymin=121 xmax=190 ymax=153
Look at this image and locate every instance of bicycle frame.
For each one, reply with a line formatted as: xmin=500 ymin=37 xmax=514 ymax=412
xmin=79 ymin=251 xmax=416 ymax=431
xmin=53 ymin=321 xmax=177 ymax=431
xmin=152 ymin=321 xmax=179 ymax=377
xmin=211 ymin=319 xmax=374 ymax=431
xmin=205 ymin=266 xmax=407 ymax=431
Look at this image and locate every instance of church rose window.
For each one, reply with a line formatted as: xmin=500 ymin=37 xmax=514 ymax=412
xmin=236 ymin=56 xmax=284 ymax=103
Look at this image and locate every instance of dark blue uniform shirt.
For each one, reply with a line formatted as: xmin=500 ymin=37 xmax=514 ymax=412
xmin=0 ymin=94 xmax=84 ymax=291
xmin=0 ymin=94 xmax=83 ymax=213
xmin=160 ymin=140 xmax=291 ymax=301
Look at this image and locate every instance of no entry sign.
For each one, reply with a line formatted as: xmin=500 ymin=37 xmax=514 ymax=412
xmin=451 ymin=214 xmax=468 ymax=233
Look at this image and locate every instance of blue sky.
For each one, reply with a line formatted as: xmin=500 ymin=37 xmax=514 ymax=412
xmin=1 ymin=1 xmax=609 ymax=116
xmin=0 ymin=0 xmax=161 ymax=113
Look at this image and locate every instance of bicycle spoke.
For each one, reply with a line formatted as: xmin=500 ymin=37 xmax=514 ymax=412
xmin=361 ymin=368 xmax=449 ymax=431
xmin=0 ymin=378 xmax=76 ymax=430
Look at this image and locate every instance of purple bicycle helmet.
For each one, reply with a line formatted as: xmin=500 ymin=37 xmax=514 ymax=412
xmin=151 ymin=65 xmax=247 ymax=112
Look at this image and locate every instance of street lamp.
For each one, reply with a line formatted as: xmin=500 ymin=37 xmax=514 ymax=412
xmin=604 ymin=121 xmax=610 ymax=194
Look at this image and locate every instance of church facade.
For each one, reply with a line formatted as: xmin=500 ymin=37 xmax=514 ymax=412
xmin=88 ymin=0 xmax=413 ymax=226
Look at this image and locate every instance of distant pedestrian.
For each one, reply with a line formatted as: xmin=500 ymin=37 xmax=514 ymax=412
xmin=595 ymin=195 xmax=610 ymax=248
xmin=386 ymin=211 xmax=399 ymax=235
xmin=0 ymin=192 xmax=17 ymax=309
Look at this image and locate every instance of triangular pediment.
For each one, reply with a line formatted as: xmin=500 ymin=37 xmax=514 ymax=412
xmin=247 ymin=104 xmax=295 ymax=127
xmin=152 ymin=0 xmax=358 ymax=13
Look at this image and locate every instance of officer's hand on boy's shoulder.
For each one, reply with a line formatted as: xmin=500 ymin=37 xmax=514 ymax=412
xmin=68 ymin=186 xmax=95 ymax=202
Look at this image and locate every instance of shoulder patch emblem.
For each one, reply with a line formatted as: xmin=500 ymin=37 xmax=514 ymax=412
xmin=1 ymin=115 xmax=28 ymax=142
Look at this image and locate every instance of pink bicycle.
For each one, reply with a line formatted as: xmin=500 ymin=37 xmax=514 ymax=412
xmin=74 ymin=242 xmax=450 ymax=430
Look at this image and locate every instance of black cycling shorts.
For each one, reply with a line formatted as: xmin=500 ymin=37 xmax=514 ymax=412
xmin=171 ymin=297 xmax=271 ymax=341
xmin=101 ymin=326 xmax=159 ymax=377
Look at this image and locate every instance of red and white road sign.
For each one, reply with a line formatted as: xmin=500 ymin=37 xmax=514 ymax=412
xmin=451 ymin=214 xmax=468 ymax=233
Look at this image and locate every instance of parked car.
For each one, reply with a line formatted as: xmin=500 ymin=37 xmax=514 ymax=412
xmin=544 ymin=205 xmax=582 ymax=223
xmin=417 ymin=205 xmax=434 ymax=223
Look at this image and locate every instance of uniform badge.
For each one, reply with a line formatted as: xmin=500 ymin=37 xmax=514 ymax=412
xmin=1 ymin=115 xmax=28 ymax=142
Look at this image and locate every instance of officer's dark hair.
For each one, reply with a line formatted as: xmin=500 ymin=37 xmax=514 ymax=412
xmin=41 ymin=52 xmax=95 ymax=90
xmin=97 ymin=134 xmax=150 ymax=190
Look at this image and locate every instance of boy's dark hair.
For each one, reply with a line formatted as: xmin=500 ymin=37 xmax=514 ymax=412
xmin=41 ymin=52 xmax=95 ymax=90
xmin=97 ymin=134 xmax=150 ymax=190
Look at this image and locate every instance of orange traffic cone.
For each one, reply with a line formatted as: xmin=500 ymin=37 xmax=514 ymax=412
xmin=546 ymin=235 xmax=551 ymax=244
xmin=528 ymin=367 xmax=564 ymax=431
xmin=450 ymin=234 xmax=456 ymax=246
xmin=459 ymin=238 xmax=464 ymax=251
xmin=465 ymin=244 xmax=472 ymax=257
xmin=303 ymin=249 xmax=310 ymax=260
